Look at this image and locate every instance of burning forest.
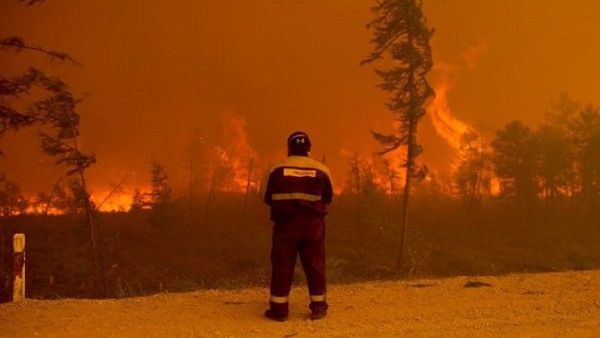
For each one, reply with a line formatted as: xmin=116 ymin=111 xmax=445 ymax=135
xmin=0 ymin=1 xmax=599 ymax=335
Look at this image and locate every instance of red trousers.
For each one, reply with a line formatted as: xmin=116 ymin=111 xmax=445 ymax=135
xmin=270 ymin=216 xmax=327 ymax=309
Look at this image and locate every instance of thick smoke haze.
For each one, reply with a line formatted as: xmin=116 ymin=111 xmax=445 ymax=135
xmin=2 ymin=0 xmax=600 ymax=198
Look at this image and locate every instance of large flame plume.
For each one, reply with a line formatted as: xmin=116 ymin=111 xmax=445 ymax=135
xmin=427 ymin=43 xmax=487 ymax=155
xmin=427 ymin=72 xmax=478 ymax=153
xmin=216 ymin=114 xmax=259 ymax=193
xmin=426 ymin=43 xmax=501 ymax=196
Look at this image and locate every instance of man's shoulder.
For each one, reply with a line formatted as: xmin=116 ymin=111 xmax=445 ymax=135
xmin=284 ymin=156 xmax=331 ymax=177
xmin=268 ymin=156 xmax=330 ymax=177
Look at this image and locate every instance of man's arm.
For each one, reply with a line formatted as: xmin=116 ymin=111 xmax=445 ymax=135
xmin=322 ymin=174 xmax=333 ymax=205
xmin=263 ymin=170 xmax=274 ymax=206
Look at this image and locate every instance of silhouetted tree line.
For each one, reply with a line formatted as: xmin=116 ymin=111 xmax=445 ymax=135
xmin=0 ymin=93 xmax=597 ymax=297
xmin=469 ymin=95 xmax=597 ymax=216
xmin=342 ymin=94 xmax=599 ymax=222
xmin=0 ymin=0 xmax=598 ymax=300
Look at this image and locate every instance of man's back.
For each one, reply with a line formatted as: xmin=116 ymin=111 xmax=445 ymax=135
xmin=264 ymin=155 xmax=333 ymax=223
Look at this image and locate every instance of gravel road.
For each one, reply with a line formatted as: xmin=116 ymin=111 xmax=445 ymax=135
xmin=1 ymin=270 xmax=599 ymax=337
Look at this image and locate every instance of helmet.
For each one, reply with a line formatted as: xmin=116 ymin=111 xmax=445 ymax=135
xmin=287 ymin=131 xmax=311 ymax=156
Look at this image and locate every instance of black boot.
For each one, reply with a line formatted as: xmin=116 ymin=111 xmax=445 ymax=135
xmin=309 ymin=301 xmax=328 ymax=320
xmin=264 ymin=301 xmax=288 ymax=322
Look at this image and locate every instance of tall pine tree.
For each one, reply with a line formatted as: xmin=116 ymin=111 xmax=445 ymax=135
xmin=363 ymin=0 xmax=435 ymax=269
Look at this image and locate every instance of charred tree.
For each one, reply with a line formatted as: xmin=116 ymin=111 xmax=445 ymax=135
xmin=148 ymin=159 xmax=173 ymax=234
xmin=1 ymin=1 xmax=102 ymax=295
xmin=39 ymin=177 xmax=67 ymax=216
xmin=1 ymin=36 xmax=80 ymax=148
xmin=569 ymin=105 xmax=600 ymax=216
xmin=205 ymin=148 xmax=235 ymax=226
xmin=205 ymin=172 xmax=215 ymax=226
xmin=349 ymin=152 xmax=362 ymax=231
xmin=1 ymin=57 xmax=101 ymax=295
xmin=533 ymin=125 xmax=571 ymax=216
xmin=381 ymin=159 xmax=399 ymax=203
xmin=130 ymin=189 xmax=150 ymax=212
xmin=34 ymin=86 xmax=101 ymax=295
xmin=454 ymin=132 xmax=492 ymax=215
xmin=185 ymin=130 xmax=208 ymax=228
xmin=149 ymin=160 xmax=172 ymax=206
xmin=362 ymin=0 xmax=434 ymax=270
xmin=491 ymin=121 xmax=538 ymax=212
xmin=243 ymin=157 xmax=255 ymax=216
xmin=0 ymin=176 xmax=28 ymax=218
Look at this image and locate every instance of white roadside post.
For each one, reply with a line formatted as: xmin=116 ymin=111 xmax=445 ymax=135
xmin=12 ymin=233 xmax=26 ymax=302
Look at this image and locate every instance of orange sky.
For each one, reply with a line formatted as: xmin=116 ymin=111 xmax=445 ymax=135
xmin=2 ymin=0 xmax=600 ymax=196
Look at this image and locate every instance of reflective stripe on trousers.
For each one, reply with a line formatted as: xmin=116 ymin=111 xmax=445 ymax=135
xmin=310 ymin=294 xmax=326 ymax=302
xmin=270 ymin=295 xmax=288 ymax=304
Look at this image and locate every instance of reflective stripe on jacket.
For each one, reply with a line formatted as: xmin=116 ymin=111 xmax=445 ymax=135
xmin=264 ymin=155 xmax=333 ymax=222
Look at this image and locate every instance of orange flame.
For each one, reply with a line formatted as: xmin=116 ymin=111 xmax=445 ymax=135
xmin=24 ymin=200 xmax=63 ymax=215
xmin=427 ymin=77 xmax=478 ymax=153
xmin=210 ymin=114 xmax=259 ymax=193
xmin=427 ymin=43 xmax=487 ymax=155
xmin=490 ymin=177 xmax=501 ymax=196
xmin=91 ymin=186 xmax=151 ymax=212
xmin=426 ymin=43 xmax=505 ymax=197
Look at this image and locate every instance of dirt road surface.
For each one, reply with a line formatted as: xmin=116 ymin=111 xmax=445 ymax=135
xmin=1 ymin=270 xmax=599 ymax=337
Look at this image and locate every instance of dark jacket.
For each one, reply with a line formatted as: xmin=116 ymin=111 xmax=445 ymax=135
xmin=263 ymin=155 xmax=333 ymax=222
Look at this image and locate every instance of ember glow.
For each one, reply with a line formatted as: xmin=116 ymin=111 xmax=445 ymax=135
xmin=91 ymin=186 xmax=144 ymax=212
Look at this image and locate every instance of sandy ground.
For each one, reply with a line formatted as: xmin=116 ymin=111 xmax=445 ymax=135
xmin=1 ymin=270 xmax=599 ymax=337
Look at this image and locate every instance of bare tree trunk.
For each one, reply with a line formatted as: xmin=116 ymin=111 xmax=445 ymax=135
xmin=398 ymin=131 xmax=415 ymax=271
xmin=205 ymin=175 xmax=215 ymax=227
xmin=243 ymin=158 xmax=254 ymax=216
xmin=353 ymin=152 xmax=361 ymax=232
xmin=466 ymin=167 xmax=481 ymax=218
xmin=43 ymin=177 xmax=64 ymax=216
xmin=74 ymin=169 xmax=104 ymax=296
xmin=398 ymin=170 xmax=411 ymax=270
xmin=70 ymin=133 xmax=103 ymax=297
xmin=77 ymin=168 xmax=103 ymax=296
xmin=187 ymin=158 xmax=194 ymax=229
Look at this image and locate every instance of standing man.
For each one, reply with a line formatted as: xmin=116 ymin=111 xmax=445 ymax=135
xmin=263 ymin=131 xmax=333 ymax=321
